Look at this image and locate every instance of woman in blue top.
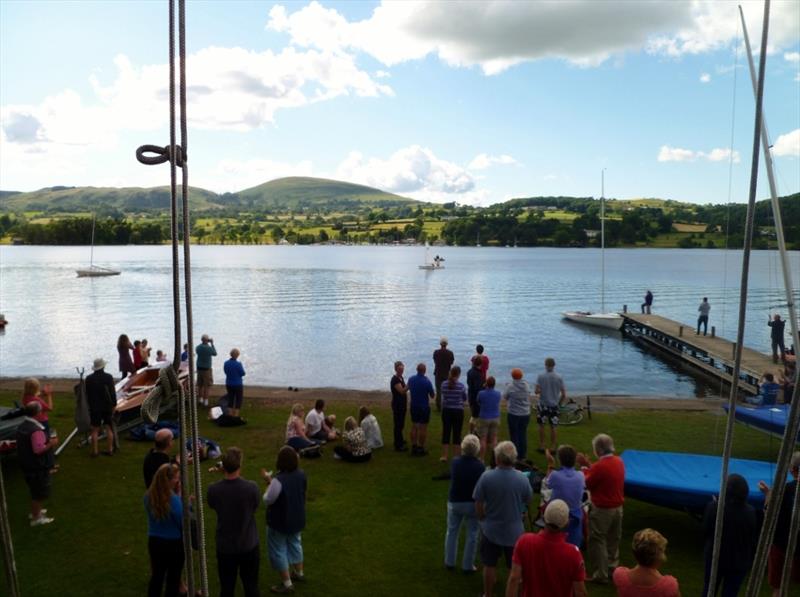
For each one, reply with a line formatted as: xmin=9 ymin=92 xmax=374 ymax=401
xmin=144 ymin=463 xmax=184 ymax=597
xmin=224 ymin=348 xmax=246 ymax=417
xmin=544 ymin=445 xmax=585 ymax=547
xmin=440 ymin=366 xmax=467 ymax=462
xmin=477 ymin=376 xmax=502 ymax=462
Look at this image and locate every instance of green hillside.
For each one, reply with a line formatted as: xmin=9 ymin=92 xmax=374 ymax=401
xmin=235 ymin=176 xmax=419 ymax=210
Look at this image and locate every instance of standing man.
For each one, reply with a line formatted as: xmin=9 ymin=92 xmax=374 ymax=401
xmin=390 ymin=361 xmax=409 ymax=452
xmin=641 ymin=290 xmax=653 ymax=314
xmin=207 ymin=447 xmax=261 ymax=597
xmin=467 ymin=356 xmax=485 ymax=434
xmin=196 ymin=334 xmax=217 ymax=407
xmin=505 ymin=500 xmax=588 ymax=597
xmin=535 ymin=358 xmax=566 ymax=454
xmin=143 ymin=428 xmax=174 ymax=488
xmin=576 ymin=433 xmax=625 ymax=585
xmin=769 ymin=314 xmax=787 ymax=363
xmin=697 ymin=297 xmax=711 ymax=336
xmin=17 ymin=402 xmax=59 ymax=526
xmin=433 ymin=337 xmax=454 ymax=412
xmin=473 ymin=344 xmax=490 ymax=381
xmin=473 ymin=441 xmax=533 ymax=597
xmin=86 ymin=357 xmax=116 ymax=458
xmin=407 ymin=363 xmax=435 ymax=456
xmin=224 ymin=348 xmax=246 ymax=417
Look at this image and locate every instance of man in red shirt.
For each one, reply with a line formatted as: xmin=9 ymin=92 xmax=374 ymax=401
xmin=506 ymin=499 xmax=587 ymax=597
xmin=577 ymin=433 xmax=625 ymax=584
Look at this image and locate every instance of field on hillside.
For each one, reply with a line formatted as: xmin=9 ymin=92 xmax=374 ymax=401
xmin=0 ymin=390 xmax=777 ymax=596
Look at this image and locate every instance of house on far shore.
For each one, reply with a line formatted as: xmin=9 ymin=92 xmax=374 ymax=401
xmin=584 ymin=230 xmax=600 ymax=239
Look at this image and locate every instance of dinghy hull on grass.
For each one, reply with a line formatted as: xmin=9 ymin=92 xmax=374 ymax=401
xmin=562 ymin=311 xmax=623 ymax=330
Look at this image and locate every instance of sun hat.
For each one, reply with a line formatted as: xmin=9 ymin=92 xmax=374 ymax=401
xmin=511 ymin=368 xmax=523 ymax=380
xmin=92 ymin=358 xmax=107 ymax=371
xmin=544 ymin=499 xmax=570 ymax=529
xmin=440 ymin=336 xmax=448 ymax=345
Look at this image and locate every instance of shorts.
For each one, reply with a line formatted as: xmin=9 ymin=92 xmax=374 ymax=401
xmin=90 ymin=409 xmax=113 ymax=427
xmin=25 ymin=471 xmax=51 ymax=501
xmin=479 ymin=532 xmax=514 ymax=568
xmin=226 ymin=385 xmax=243 ymax=409
xmin=768 ymin=544 xmax=800 ymax=588
xmin=536 ymin=403 xmax=559 ymax=427
xmin=197 ymin=368 xmax=213 ymax=388
xmin=410 ymin=406 xmax=431 ymax=424
xmin=478 ymin=418 xmax=500 ymax=439
xmin=267 ymin=528 xmax=303 ymax=571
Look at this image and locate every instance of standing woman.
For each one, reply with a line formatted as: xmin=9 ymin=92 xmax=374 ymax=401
xmin=440 ymin=366 xmax=467 ymax=463
xmin=144 ymin=463 xmax=184 ymax=597
xmin=503 ymin=368 xmax=531 ymax=461
xmin=133 ymin=340 xmax=144 ymax=371
xmin=224 ymin=348 xmax=246 ymax=417
xmin=118 ymin=334 xmax=136 ymax=380
xmin=262 ymin=446 xmax=307 ymax=594
xmin=22 ymin=378 xmax=54 ymax=438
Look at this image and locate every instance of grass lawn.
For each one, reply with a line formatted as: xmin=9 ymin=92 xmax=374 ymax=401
xmin=0 ymin=391 xmax=778 ymax=596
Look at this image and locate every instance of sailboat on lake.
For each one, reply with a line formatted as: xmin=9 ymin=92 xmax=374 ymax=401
xmin=418 ymin=242 xmax=444 ymax=270
xmin=76 ymin=214 xmax=121 ymax=277
xmin=562 ymin=170 xmax=623 ymax=330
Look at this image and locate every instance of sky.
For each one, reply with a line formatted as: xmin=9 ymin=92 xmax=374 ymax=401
xmin=0 ymin=0 xmax=798 ymax=206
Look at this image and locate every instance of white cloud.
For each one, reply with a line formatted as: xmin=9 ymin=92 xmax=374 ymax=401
xmin=468 ymin=153 xmax=518 ymax=170
xmin=785 ymin=52 xmax=800 ymax=62
xmin=336 ymin=145 xmax=476 ymax=197
xmin=658 ymin=145 xmax=741 ymax=163
xmin=268 ymin=1 xmax=799 ymax=75
xmin=700 ymin=72 xmax=711 ymax=83
xmin=772 ymin=129 xmax=800 ymax=157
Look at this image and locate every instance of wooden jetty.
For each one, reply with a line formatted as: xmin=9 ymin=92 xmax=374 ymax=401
xmin=621 ymin=312 xmax=785 ymax=396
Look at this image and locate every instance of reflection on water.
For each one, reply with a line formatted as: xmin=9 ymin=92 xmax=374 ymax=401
xmin=0 ymin=245 xmax=797 ymax=396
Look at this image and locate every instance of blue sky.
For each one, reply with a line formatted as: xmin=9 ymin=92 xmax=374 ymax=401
xmin=1 ymin=0 xmax=798 ymax=206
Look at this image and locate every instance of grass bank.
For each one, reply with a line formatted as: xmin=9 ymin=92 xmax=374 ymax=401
xmin=0 ymin=390 xmax=777 ymax=596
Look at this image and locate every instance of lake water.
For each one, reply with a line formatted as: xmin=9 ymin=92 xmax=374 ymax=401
xmin=0 ymin=245 xmax=797 ymax=397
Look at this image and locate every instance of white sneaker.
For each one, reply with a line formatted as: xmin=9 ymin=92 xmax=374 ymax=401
xmin=28 ymin=509 xmax=47 ymax=519
xmin=30 ymin=515 xmax=54 ymax=527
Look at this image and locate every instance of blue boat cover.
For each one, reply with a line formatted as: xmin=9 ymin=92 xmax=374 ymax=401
xmin=723 ymin=404 xmax=798 ymax=439
xmin=622 ymin=450 xmax=777 ymax=513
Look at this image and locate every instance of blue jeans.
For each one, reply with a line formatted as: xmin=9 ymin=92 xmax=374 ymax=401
xmin=507 ymin=413 xmax=530 ymax=460
xmin=267 ymin=528 xmax=303 ymax=572
xmin=566 ymin=513 xmax=583 ymax=548
xmin=444 ymin=501 xmax=479 ymax=570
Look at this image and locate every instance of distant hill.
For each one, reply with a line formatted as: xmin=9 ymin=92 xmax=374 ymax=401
xmin=0 ymin=177 xmax=419 ymax=213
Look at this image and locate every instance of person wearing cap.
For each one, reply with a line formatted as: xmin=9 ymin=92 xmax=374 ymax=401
xmin=503 ymin=368 xmax=532 ymax=461
xmin=535 ymin=357 xmax=566 ymax=454
xmin=86 ymin=357 xmax=117 ymax=458
xmin=506 ymin=499 xmax=587 ymax=597
xmin=433 ymin=337 xmax=455 ymax=412
xmin=196 ymin=334 xmax=217 ymax=407
xmin=473 ymin=441 xmax=532 ymax=597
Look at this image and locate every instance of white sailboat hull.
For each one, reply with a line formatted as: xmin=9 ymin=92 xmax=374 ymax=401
xmin=562 ymin=311 xmax=623 ymax=330
xmin=418 ymin=264 xmax=444 ymax=270
xmin=76 ymin=266 xmax=121 ymax=277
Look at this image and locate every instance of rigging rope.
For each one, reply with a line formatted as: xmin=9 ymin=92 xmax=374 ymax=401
xmin=135 ymin=1 xmax=208 ymax=595
xmin=0 ymin=459 xmax=20 ymax=597
xmin=706 ymin=2 xmax=771 ymax=595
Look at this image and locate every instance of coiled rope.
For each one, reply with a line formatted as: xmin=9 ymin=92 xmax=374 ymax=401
xmin=135 ymin=1 xmax=209 ymax=595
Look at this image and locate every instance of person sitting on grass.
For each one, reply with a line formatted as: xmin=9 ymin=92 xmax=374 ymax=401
xmin=285 ymin=404 xmax=319 ymax=454
xmin=545 ymin=445 xmax=585 ymax=548
xmin=477 ymin=376 xmax=501 ymax=462
xmin=143 ymin=428 xmax=175 ymax=489
xmin=333 ymin=417 xmax=372 ymax=463
xmin=359 ymin=406 xmax=383 ymax=450
xmin=613 ymin=528 xmax=680 ymax=597
xmin=305 ymin=399 xmax=337 ymax=442
xmin=444 ymin=434 xmax=484 ymax=574
xmin=262 ymin=446 xmax=307 ymax=594
xmin=144 ymin=463 xmax=184 ymax=597
xmin=745 ymin=373 xmax=781 ymax=406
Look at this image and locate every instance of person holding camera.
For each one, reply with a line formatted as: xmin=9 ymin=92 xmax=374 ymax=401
xmin=196 ymin=334 xmax=217 ymax=407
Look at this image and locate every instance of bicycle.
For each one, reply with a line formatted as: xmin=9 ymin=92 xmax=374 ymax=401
xmin=558 ymin=398 xmax=584 ymax=425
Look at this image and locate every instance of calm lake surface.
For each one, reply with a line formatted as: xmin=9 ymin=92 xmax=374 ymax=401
xmin=1 ymin=245 xmax=797 ymax=397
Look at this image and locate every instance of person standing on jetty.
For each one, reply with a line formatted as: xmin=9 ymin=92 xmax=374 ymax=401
xmin=224 ymin=348 xmax=246 ymax=417
xmin=433 ymin=337 xmax=454 ymax=412
xmin=196 ymin=334 xmax=217 ymax=407
xmin=390 ymin=361 xmax=409 ymax=452
xmin=641 ymin=290 xmax=653 ymax=315
xmin=407 ymin=363 xmax=435 ymax=456
xmin=697 ymin=297 xmax=711 ymax=336
xmin=536 ymin=358 xmax=566 ymax=454
xmin=86 ymin=357 xmax=117 ymax=458
xmin=769 ymin=313 xmax=787 ymax=363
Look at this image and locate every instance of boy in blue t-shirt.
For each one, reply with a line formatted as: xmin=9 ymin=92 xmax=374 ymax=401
xmin=407 ymin=363 xmax=435 ymax=456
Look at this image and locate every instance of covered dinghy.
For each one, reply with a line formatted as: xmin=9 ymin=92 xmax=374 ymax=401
xmin=622 ymin=450 xmax=778 ymax=514
xmin=723 ymin=404 xmax=799 ymax=441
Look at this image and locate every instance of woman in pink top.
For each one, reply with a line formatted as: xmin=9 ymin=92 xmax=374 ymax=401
xmin=22 ymin=378 xmax=53 ymax=437
xmin=285 ymin=403 xmax=318 ymax=452
xmin=613 ymin=528 xmax=680 ymax=597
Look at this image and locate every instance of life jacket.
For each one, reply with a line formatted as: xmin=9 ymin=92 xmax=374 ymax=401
xmin=16 ymin=418 xmax=49 ymax=473
xmin=266 ymin=470 xmax=307 ymax=535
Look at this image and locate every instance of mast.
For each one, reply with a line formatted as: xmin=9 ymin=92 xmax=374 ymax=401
xmin=601 ymin=169 xmax=606 ymax=312
xmin=89 ymin=213 xmax=96 ymax=268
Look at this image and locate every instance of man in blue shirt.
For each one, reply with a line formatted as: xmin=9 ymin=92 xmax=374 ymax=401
xmin=407 ymin=363 xmax=435 ymax=456
xmin=223 ymin=348 xmax=246 ymax=418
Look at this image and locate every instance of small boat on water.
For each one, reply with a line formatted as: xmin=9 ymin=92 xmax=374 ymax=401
xmin=562 ymin=311 xmax=624 ymax=330
xmin=114 ymin=361 xmax=189 ymax=422
xmin=76 ymin=213 xmax=120 ymax=277
xmin=418 ymin=242 xmax=445 ymax=270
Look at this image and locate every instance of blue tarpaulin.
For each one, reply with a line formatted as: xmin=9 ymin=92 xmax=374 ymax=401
xmin=723 ymin=404 xmax=799 ymax=440
xmin=622 ymin=449 xmax=779 ymax=514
